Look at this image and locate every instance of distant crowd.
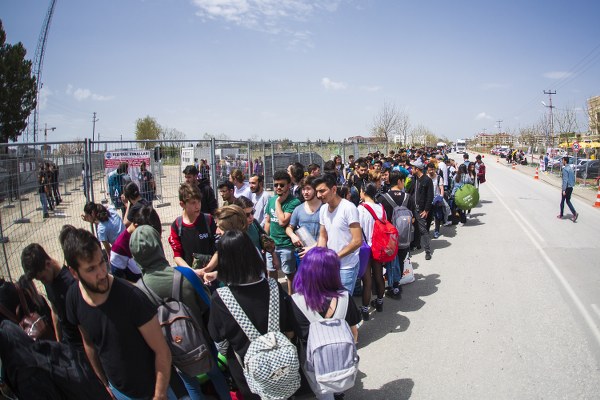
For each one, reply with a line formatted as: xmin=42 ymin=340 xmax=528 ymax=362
xmin=0 ymin=146 xmax=487 ymax=400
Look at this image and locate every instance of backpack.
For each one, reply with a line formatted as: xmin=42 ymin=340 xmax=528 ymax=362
xmin=217 ymin=278 xmax=300 ymax=400
xmin=361 ymin=203 xmax=399 ymax=263
xmin=137 ymin=268 xmax=214 ymax=376
xmin=107 ymin=172 xmax=124 ymax=208
xmin=291 ymin=292 xmax=359 ymax=394
xmin=382 ymin=192 xmax=414 ymax=250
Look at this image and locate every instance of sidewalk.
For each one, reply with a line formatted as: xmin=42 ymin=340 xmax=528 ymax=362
xmin=487 ymin=154 xmax=598 ymax=206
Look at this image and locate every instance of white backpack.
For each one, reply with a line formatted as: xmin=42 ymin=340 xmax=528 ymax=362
xmin=217 ymin=278 xmax=300 ymax=400
xmin=292 ymin=292 xmax=359 ymax=394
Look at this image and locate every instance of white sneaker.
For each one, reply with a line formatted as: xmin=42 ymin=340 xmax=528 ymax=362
xmin=460 ymin=222 xmax=466 ymax=227
xmin=443 ymin=221 xmax=452 ymax=226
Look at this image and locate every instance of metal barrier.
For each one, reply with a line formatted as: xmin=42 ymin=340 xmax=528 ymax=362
xmin=0 ymin=138 xmax=389 ymax=280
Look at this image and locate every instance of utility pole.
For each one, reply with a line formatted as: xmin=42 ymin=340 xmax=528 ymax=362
xmin=92 ymin=112 xmax=99 ymax=152
xmin=543 ymin=90 xmax=556 ymax=150
xmin=496 ymin=120 xmax=503 ymax=134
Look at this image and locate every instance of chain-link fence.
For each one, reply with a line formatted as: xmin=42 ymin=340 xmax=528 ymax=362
xmin=0 ymin=138 xmax=390 ymax=280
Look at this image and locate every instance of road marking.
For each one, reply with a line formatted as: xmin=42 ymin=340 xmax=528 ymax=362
xmin=487 ymin=181 xmax=600 ymax=347
xmin=514 ymin=209 xmax=546 ymax=244
xmin=592 ymin=304 xmax=600 ymax=320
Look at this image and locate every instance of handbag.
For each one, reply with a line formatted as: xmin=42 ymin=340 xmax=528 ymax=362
xmin=358 ymin=230 xmax=371 ymax=278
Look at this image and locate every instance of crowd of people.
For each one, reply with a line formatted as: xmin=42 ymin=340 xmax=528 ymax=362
xmin=0 ymin=147 xmax=486 ymax=400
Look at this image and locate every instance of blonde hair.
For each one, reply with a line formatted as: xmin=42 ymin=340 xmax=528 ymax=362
xmin=215 ymin=205 xmax=247 ymax=231
xmin=368 ymin=170 xmax=381 ymax=183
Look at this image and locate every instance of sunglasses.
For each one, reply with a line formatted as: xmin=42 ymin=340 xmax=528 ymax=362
xmin=246 ymin=210 xmax=255 ymax=217
xmin=273 ymin=183 xmax=287 ymax=188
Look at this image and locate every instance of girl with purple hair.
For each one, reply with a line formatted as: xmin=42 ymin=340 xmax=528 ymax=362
xmin=291 ymin=247 xmax=361 ymax=400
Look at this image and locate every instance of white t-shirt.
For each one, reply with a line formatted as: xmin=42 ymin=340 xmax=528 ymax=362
xmin=358 ymin=201 xmax=385 ymax=247
xmin=438 ymin=161 xmax=448 ymax=186
xmin=234 ymin=182 xmax=252 ymax=200
xmin=320 ymin=198 xmax=360 ymax=270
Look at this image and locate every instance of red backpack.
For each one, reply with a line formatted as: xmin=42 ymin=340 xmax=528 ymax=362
xmin=361 ymin=203 xmax=399 ymax=263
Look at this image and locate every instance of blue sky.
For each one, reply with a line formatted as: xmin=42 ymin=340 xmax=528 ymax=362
xmin=2 ymin=0 xmax=599 ymax=143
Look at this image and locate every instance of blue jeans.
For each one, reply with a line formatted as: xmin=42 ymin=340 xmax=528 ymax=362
xmin=177 ymin=364 xmax=231 ymax=400
xmin=339 ymin=262 xmax=359 ymax=294
xmin=39 ymin=192 xmax=48 ymax=215
xmin=108 ymin=383 xmax=177 ymax=400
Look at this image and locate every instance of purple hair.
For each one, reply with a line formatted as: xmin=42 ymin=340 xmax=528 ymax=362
xmin=293 ymin=247 xmax=343 ymax=312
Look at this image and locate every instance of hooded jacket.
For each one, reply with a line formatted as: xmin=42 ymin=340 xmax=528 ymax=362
xmin=130 ymin=225 xmax=210 ymax=324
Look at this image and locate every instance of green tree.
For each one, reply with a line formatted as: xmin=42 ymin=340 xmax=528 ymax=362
xmin=135 ymin=115 xmax=161 ymax=148
xmin=0 ymin=20 xmax=37 ymax=144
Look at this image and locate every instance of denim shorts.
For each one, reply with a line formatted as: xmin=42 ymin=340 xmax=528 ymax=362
xmin=266 ymin=247 xmax=297 ymax=276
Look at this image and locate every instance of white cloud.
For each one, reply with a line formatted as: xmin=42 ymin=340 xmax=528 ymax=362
xmin=475 ymin=112 xmax=492 ymax=120
xmin=39 ymin=86 xmax=52 ymax=110
xmin=543 ymin=71 xmax=572 ymax=79
xmin=321 ymin=77 xmax=347 ymax=90
xmin=67 ymin=84 xmax=114 ymax=101
xmin=191 ymin=0 xmax=341 ymax=46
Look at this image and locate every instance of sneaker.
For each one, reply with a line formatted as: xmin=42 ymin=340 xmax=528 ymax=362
xmin=361 ymin=306 xmax=370 ymax=321
xmin=443 ymin=221 xmax=452 ymax=226
xmin=433 ymin=231 xmax=440 ymax=239
xmin=425 ymin=252 xmax=432 ymax=260
xmin=385 ymin=288 xmax=401 ymax=300
xmin=370 ymin=299 xmax=383 ymax=312
xmin=43 ymin=213 xmax=49 ymax=219
xmin=556 ymin=215 xmax=563 ymax=219
xmin=572 ymin=213 xmax=578 ymax=222
xmin=460 ymin=222 xmax=466 ymax=227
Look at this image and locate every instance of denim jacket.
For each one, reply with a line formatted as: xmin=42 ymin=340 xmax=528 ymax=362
xmin=562 ymin=165 xmax=575 ymax=191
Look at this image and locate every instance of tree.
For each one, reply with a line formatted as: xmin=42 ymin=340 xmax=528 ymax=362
xmin=0 ymin=20 xmax=37 ymax=144
xmin=135 ymin=116 xmax=161 ymax=148
xmin=159 ymin=126 xmax=186 ymax=142
xmin=370 ymin=100 xmax=410 ymax=144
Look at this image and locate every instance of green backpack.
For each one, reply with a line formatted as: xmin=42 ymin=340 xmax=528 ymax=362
xmin=454 ymin=184 xmax=479 ymax=210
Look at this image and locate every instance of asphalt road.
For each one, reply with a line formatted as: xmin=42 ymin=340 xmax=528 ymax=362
xmin=345 ymin=154 xmax=600 ymax=399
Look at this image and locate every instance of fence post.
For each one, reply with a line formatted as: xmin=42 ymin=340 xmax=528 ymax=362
xmin=342 ymin=140 xmax=346 ymax=164
xmin=270 ymin=142 xmax=275 ymax=189
xmin=14 ymin=154 xmax=30 ymax=224
xmin=210 ymin=138 xmax=217 ymax=189
xmin=86 ymin=139 xmax=95 ymax=203
xmin=308 ymin=143 xmax=313 ymax=164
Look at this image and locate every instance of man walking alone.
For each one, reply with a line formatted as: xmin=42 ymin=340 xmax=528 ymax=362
xmin=558 ymin=156 xmax=578 ymax=222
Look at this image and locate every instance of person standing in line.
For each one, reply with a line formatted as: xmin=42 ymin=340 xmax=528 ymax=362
xmin=410 ymin=160 xmax=434 ymax=260
xmin=264 ymin=170 xmax=301 ymax=294
xmin=249 ymin=174 xmax=270 ymax=227
xmin=229 ymin=169 xmax=252 ymax=200
xmin=558 ymin=156 xmax=578 ymax=222
xmin=285 ymin=176 xmax=323 ymax=256
xmin=51 ymin=163 xmax=62 ymax=206
xmin=183 ymin=165 xmax=218 ymax=215
xmin=217 ymin=181 xmax=236 ymax=206
xmin=62 ymin=225 xmax=174 ymax=400
xmin=21 ymin=243 xmax=82 ymax=347
xmin=315 ymin=173 xmax=362 ymax=294
xmin=357 ymin=183 xmax=386 ymax=320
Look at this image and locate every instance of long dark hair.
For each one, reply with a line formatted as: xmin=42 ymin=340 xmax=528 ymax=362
xmin=83 ymin=202 xmax=109 ymax=222
xmin=455 ymin=164 xmax=467 ymax=183
xmin=130 ymin=204 xmax=162 ymax=235
xmin=217 ymin=230 xmax=265 ymax=285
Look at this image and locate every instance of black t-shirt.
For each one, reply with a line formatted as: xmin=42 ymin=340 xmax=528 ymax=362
xmin=45 ymin=266 xmax=82 ymax=346
xmin=208 ymin=278 xmax=294 ymax=359
xmin=379 ymin=190 xmax=416 ymax=222
xmin=290 ymin=292 xmax=361 ymax=342
xmin=170 ymin=214 xmax=217 ymax=267
xmin=66 ymin=277 xmax=157 ymax=398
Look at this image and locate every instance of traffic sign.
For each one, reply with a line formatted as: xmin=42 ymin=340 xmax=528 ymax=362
xmin=572 ymin=141 xmax=580 ymax=151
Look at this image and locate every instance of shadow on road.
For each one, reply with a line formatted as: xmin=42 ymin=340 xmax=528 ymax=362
xmin=478 ymin=199 xmax=493 ymax=204
xmin=431 ymin=239 xmax=450 ymax=252
xmin=356 ymin=306 xmax=410 ymax=350
xmin=395 ymin=273 xmax=440 ymax=313
xmin=350 ymin=371 xmax=414 ymax=399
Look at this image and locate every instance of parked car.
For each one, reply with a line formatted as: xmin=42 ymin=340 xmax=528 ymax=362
xmin=549 ymin=156 xmax=574 ymax=170
xmin=575 ymin=160 xmax=600 ymax=179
